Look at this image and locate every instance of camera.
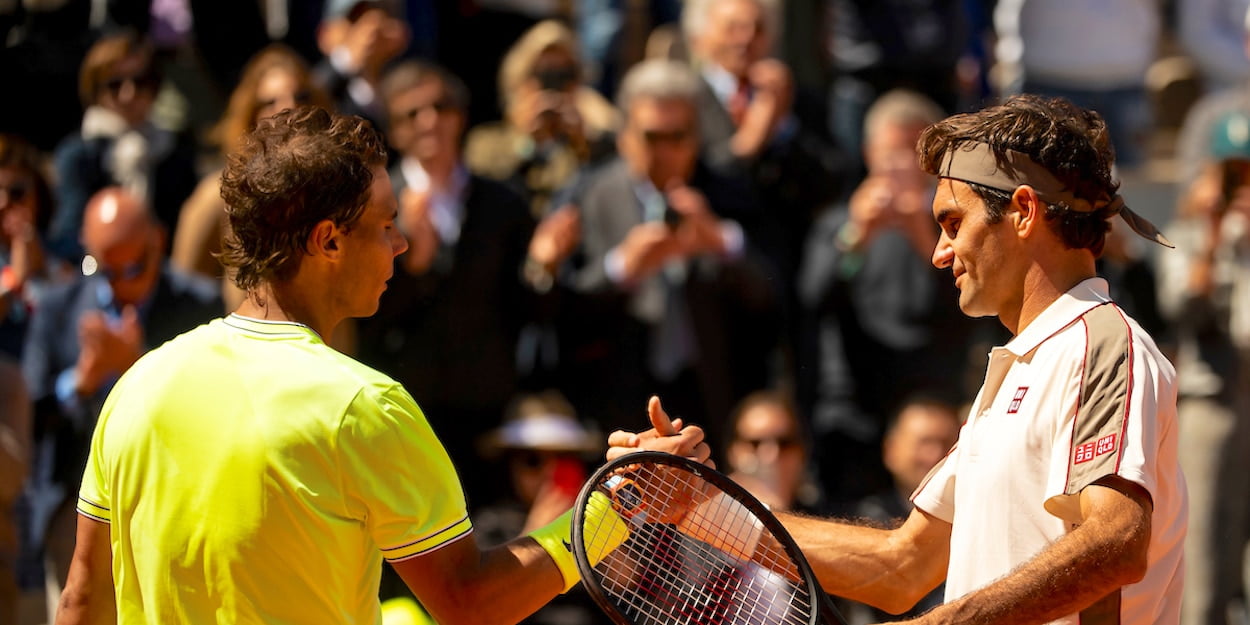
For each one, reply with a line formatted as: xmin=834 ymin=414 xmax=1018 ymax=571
xmin=662 ymin=201 xmax=683 ymax=229
xmin=534 ymin=66 xmax=577 ymax=92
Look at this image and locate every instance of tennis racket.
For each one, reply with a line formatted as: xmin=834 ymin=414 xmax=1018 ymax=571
xmin=571 ymin=450 xmax=846 ymax=625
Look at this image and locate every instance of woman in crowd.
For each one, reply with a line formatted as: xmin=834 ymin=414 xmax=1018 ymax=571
xmin=465 ymin=19 xmax=620 ymax=218
xmin=0 ymin=133 xmax=60 ymax=359
xmin=170 ymin=44 xmax=331 ymax=311
xmin=50 ymin=30 xmax=197 ymax=261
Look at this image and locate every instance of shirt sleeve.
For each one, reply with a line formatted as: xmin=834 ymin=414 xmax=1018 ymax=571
xmin=336 ymin=385 xmax=473 ymax=562
xmin=910 ymin=441 xmax=959 ymax=523
xmin=77 ymin=387 xmax=117 ymax=524
xmin=1042 ymin=307 xmax=1174 ymax=525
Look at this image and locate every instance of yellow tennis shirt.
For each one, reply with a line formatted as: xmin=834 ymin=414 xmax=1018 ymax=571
xmin=78 ymin=314 xmax=473 ymax=624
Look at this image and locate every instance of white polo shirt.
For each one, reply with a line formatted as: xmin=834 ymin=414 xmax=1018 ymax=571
xmin=913 ymin=278 xmax=1186 ymax=624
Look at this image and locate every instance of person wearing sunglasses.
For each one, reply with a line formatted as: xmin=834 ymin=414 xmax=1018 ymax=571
xmin=0 ymin=134 xmax=57 ymax=360
xmin=555 ymin=59 xmax=774 ymax=458
xmin=49 ymin=30 xmax=198 ymax=263
xmin=465 ymin=19 xmax=621 ymax=220
xmin=0 ymin=132 xmax=54 ymax=625
xmin=724 ymin=390 xmax=818 ymax=514
xmin=21 ymin=187 xmax=222 ymax=615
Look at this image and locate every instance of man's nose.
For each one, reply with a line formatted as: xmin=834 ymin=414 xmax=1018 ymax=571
xmin=391 ymin=226 xmax=410 ymax=256
xmin=932 ymin=232 xmax=954 ymax=269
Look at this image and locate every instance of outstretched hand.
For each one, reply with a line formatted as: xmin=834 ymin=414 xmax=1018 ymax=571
xmin=605 ymin=396 xmax=714 ymax=467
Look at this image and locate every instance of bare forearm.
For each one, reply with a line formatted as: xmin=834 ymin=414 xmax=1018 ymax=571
xmin=778 ymin=511 xmax=947 ymax=614
xmin=54 ymin=579 xmax=116 ymax=625
xmin=409 ymin=536 xmax=565 ymax=625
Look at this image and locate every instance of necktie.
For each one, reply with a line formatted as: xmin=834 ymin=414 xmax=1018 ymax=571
xmin=727 ymin=80 xmax=751 ymax=127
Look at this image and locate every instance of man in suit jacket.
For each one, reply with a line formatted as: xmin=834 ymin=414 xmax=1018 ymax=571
xmin=562 ymin=59 xmax=777 ymax=459
xmin=356 ymin=60 xmax=536 ymax=508
xmin=312 ymin=0 xmax=410 ymax=134
xmin=796 ymin=90 xmax=991 ymax=510
xmin=21 ymin=187 xmax=222 ymax=607
xmin=682 ymin=0 xmax=849 ymax=375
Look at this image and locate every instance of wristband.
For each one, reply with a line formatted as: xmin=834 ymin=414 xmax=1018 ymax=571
xmin=528 ymin=491 xmax=630 ymax=592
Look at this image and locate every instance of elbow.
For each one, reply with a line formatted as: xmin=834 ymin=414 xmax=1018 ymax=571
xmin=1119 ymin=542 xmax=1150 ymax=586
xmin=1110 ymin=520 xmax=1152 ymax=587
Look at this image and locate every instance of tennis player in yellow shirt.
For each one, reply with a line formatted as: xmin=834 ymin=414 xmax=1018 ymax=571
xmin=55 ymin=106 xmax=709 ymax=625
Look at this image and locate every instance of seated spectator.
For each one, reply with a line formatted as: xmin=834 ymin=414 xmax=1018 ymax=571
xmin=723 ymin=390 xmax=822 ymax=513
xmin=844 ymin=396 xmax=961 ymax=625
xmin=1 ymin=133 xmax=60 ymax=359
xmin=49 ymin=29 xmax=198 ymax=261
xmin=0 ymin=358 xmax=30 ymax=625
xmin=313 ymin=0 xmax=410 ymax=132
xmin=355 ymin=60 xmax=535 ymax=505
xmin=21 ymin=187 xmax=221 ymax=613
xmin=171 ymin=44 xmax=332 ymax=311
xmin=797 ymin=90 xmax=985 ymax=510
xmin=465 ymin=19 xmax=620 ymax=218
xmin=560 ymin=58 xmax=776 ymax=458
xmin=474 ymin=391 xmax=599 ymax=541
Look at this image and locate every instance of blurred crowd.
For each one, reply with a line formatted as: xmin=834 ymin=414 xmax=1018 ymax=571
xmin=2 ymin=0 xmax=1250 ymax=624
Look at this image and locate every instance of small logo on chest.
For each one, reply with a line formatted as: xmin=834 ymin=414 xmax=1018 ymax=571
xmin=1074 ymin=433 xmax=1118 ymax=464
xmin=1006 ymin=386 xmax=1029 ymax=414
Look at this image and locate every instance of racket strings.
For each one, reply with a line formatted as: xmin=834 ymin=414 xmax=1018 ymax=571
xmin=582 ymin=463 xmax=815 ymax=625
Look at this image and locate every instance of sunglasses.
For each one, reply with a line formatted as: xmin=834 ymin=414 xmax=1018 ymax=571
xmin=104 ymin=72 xmax=160 ymax=94
xmin=738 ymin=435 xmax=801 ymax=450
xmin=0 ymin=181 xmax=31 ymax=203
xmin=393 ymin=99 xmax=457 ymax=123
xmin=638 ymin=128 xmax=693 ymax=145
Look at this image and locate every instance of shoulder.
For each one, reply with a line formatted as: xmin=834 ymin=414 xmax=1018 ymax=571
xmin=35 ymin=277 xmax=89 ymax=310
xmin=1076 ymin=303 xmax=1175 ymax=383
xmin=464 ymin=123 xmax=529 ymax=179
xmin=581 ymin=159 xmax=631 ymax=200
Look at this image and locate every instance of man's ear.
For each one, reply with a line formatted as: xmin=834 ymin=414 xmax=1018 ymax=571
xmin=1010 ymin=185 xmax=1044 ymax=239
xmin=307 ymin=220 xmax=341 ymax=259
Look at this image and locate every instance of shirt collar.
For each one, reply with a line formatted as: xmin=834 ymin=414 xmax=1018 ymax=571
xmin=1002 ymin=277 xmax=1112 ymax=357
xmin=223 ymin=313 xmax=322 ymax=340
xmin=700 ymin=63 xmax=742 ymax=108
xmin=630 ymin=177 xmax=666 ymax=222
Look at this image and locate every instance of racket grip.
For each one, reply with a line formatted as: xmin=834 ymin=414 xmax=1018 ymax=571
xmin=529 ymin=492 xmax=629 ymax=593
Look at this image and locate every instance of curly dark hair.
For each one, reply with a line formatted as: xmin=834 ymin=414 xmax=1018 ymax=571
xmin=218 ymin=106 xmax=386 ymax=292
xmin=917 ymin=94 xmax=1119 ymax=256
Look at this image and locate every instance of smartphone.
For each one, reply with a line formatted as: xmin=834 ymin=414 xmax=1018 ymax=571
xmin=534 ymin=66 xmax=577 ymax=92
